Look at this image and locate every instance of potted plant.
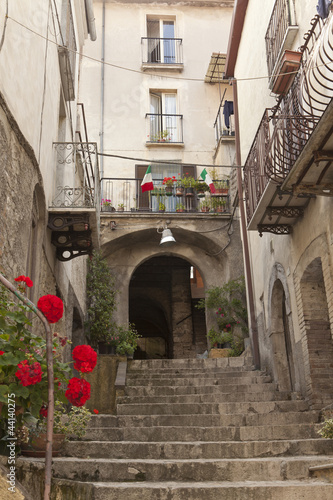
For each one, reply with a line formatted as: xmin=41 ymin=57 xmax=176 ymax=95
xmin=162 ymin=176 xmax=177 ymax=195
xmin=115 ymin=323 xmax=140 ymax=358
xmin=212 ymin=197 xmax=226 ymax=213
xmin=117 ymin=203 xmax=125 ymax=212
xmin=200 ymin=199 xmax=211 ymax=212
xmin=159 ymin=202 xmax=166 ymax=212
xmin=86 ymin=251 xmax=117 ymax=352
xmin=181 ymin=174 xmax=196 ymax=196
xmin=152 ymin=130 xmax=171 ymax=143
xmin=176 ymin=202 xmax=185 ymax=213
xmin=195 ymin=180 xmax=209 ymax=197
xmin=18 ymin=402 xmax=92 ymax=457
xmin=101 ymin=199 xmax=114 ymax=212
xmin=213 ymin=179 xmax=229 ymax=196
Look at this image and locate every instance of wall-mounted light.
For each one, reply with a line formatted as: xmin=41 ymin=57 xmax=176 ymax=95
xmin=157 ymin=221 xmax=176 ymax=247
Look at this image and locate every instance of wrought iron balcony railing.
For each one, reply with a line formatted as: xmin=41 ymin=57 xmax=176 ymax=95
xmin=146 ymin=114 xmax=184 ymax=144
xmin=141 ymin=37 xmax=183 ymax=65
xmin=244 ymin=12 xmax=333 ymax=228
xmin=265 ymin=0 xmax=298 ymax=79
xmin=50 ymin=142 xmax=100 ymax=213
xmin=101 ymin=178 xmax=230 ymax=214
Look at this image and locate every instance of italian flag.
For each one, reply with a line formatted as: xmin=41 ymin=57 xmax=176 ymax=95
xmin=200 ymin=168 xmax=216 ymax=194
xmin=141 ymin=165 xmax=154 ymax=193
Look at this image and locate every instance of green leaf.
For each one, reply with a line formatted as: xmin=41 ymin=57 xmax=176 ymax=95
xmin=8 ymin=383 xmax=29 ymax=399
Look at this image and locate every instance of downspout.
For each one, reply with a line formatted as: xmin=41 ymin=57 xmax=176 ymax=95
xmin=100 ymin=1 xmax=105 ymax=196
xmin=85 ymin=0 xmax=97 ymax=41
xmin=232 ymin=79 xmax=260 ymax=369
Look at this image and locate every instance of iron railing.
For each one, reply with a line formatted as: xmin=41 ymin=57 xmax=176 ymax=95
xmin=141 ymin=37 xmax=183 ymax=65
xmin=244 ymin=12 xmax=333 ymax=224
xmin=101 ymin=178 xmax=230 ymax=214
xmin=265 ymin=0 xmax=297 ymax=77
xmin=214 ymin=97 xmax=235 ymax=143
xmin=50 ymin=142 xmax=100 ymax=217
xmin=146 ymin=113 xmax=184 ymax=143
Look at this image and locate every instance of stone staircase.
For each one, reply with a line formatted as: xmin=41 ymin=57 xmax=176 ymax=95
xmin=15 ymin=357 xmax=333 ymax=498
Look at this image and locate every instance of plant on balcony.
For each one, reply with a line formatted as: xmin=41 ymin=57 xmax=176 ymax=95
xmin=176 ymin=202 xmax=185 ymax=212
xmin=101 ymin=199 xmax=114 ymax=211
xmin=211 ymin=197 xmax=226 ymax=212
xmin=195 ymin=180 xmax=209 ymax=196
xmin=213 ymin=179 xmax=229 ymax=194
xmin=151 ymin=130 xmax=171 ymax=142
xmin=181 ymin=174 xmax=196 ymax=189
xmin=117 ymin=203 xmax=125 ymax=211
xmin=159 ymin=202 xmax=166 ymax=212
xmin=200 ymin=199 xmax=211 ymax=212
xmin=162 ymin=176 xmax=177 ymax=187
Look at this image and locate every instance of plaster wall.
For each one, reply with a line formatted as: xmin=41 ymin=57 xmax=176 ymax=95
xmin=80 ymin=1 xmax=234 ymax=177
xmin=233 ymin=0 xmax=333 ymax=397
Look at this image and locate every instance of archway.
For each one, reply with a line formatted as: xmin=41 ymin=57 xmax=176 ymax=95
xmin=270 ymin=279 xmax=296 ymax=391
xmin=129 ymin=255 xmax=206 ymax=359
xmin=300 ymin=257 xmax=333 ymax=408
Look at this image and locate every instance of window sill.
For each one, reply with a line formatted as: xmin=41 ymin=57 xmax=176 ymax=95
xmin=146 ymin=141 xmax=184 ymax=148
xmin=142 ymin=63 xmax=184 ymax=72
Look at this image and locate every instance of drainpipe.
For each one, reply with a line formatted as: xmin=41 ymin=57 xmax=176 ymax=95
xmin=232 ymin=79 xmax=260 ymax=369
xmin=100 ymin=1 xmax=105 ymax=197
xmin=85 ymin=0 xmax=97 ymax=41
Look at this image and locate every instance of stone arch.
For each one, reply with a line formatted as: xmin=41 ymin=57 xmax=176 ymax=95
xmin=299 ymin=257 xmax=333 ymax=408
xmin=129 ymin=255 xmax=207 ymax=359
xmin=267 ymin=264 xmax=296 ymax=392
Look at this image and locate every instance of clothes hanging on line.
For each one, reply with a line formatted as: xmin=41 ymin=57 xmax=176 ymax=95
xmin=316 ymin=0 xmax=332 ymax=19
xmin=223 ymin=100 xmax=234 ymax=129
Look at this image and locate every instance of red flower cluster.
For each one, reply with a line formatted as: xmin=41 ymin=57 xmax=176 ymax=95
xmin=93 ymin=409 xmax=99 ymax=414
xmin=14 ymin=275 xmax=33 ymax=288
xmin=37 ymin=295 xmax=64 ymax=324
xmin=0 ymin=351 xmax=4 ymax=355
xmin=65 ymin=377 xmax=91 ymax=407
xmin=162 ymin=176 xmax=177 ymax=185
xmin=39 ymin=405 xmax=48 ymax=418
xmin=72 ymin=345 xmax=97 ymax=373
xmin=15 ymin=360 xmax=42 ymax=387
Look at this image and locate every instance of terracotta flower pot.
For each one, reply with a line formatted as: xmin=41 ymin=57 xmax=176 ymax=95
xmin=20 ymin=433 xmax=65 ymax=457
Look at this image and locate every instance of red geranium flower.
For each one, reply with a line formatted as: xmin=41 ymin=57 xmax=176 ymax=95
xmin=39 ymin=405 xmax=48 ymax=418
xmin=93 ymin=409 xmax=99 ymax=414
xmin=65 ymin=377 xmax=91 ymax=407
xmin=72 ymin=345 xmax=97 ymax=373
xmin=14 ymin=275 xmax=33 ymax=287
xmin=0 ymin=351 xmax=4 ymax=355
xmin=15 ymin=360 xmax=42 ymax=386
xmin=37 ymin=295 xmax=64 ymax=323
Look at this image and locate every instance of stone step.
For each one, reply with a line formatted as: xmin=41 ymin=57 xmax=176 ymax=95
xmin=127 ymin=368 xmax=261 ymax=379
xmin=52 ymin=479 xmax=333 ymax=500
xmin=117 ymin=391 xmax=292 ymax=405
xmin=128 ymin=358 xmax=254 ymax=371
xmin=126 ymin=372 xmax=268 ymax=385
xmin=84 ymin=423 xmax=322 ymax=442
xmin=116 ymin=399 xmax=310 ymax=416
xmin=89 ymin=410 xmax=320 ymax=430
xmin=124 ymin=381 xmax=276 ymax=397
xmin=50 ymin=456 xmax=333 ymax=483
xmin=64 ymin=438 xmax=333 ymax=460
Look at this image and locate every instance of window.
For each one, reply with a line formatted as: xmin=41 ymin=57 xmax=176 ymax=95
xmin=142 ymin=17 xmax=183 ymax=66
xmin=147 ymin=91 xmax=183 ymax=143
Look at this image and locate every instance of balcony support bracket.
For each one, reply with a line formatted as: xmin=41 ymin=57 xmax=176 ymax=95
xmin=48 ymin=213 xmax=92 ymax=262
xmin=267 ymin=206 xmax=304 ymax=219
xmin=258 ymin=224 xmax=292 ymax=237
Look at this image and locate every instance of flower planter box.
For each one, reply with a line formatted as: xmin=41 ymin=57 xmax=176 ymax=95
xmin=271 ymin=50 xmax=302 ymax=95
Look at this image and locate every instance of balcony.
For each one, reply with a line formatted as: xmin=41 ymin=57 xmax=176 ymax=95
xmin=265 ymin=0 xmax=298 ymax=89
xmin=141 ymin=38 xmax=183 ymax=71
xmin=48 ymin=142 xmax=100 ymax=261
xmin=244 ymin=12 xmax=333 ymax=235
xmin=146 ymin=114 xmax=184 ymax=146
xmin=101 ymin=178 xmax=231 ymax=215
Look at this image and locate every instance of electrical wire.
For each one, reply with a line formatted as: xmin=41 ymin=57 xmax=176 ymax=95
xmin=98 ymin=152 xmax=242 ymax=169
xmin=5 ymin=14 xmax=333 ymax=85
